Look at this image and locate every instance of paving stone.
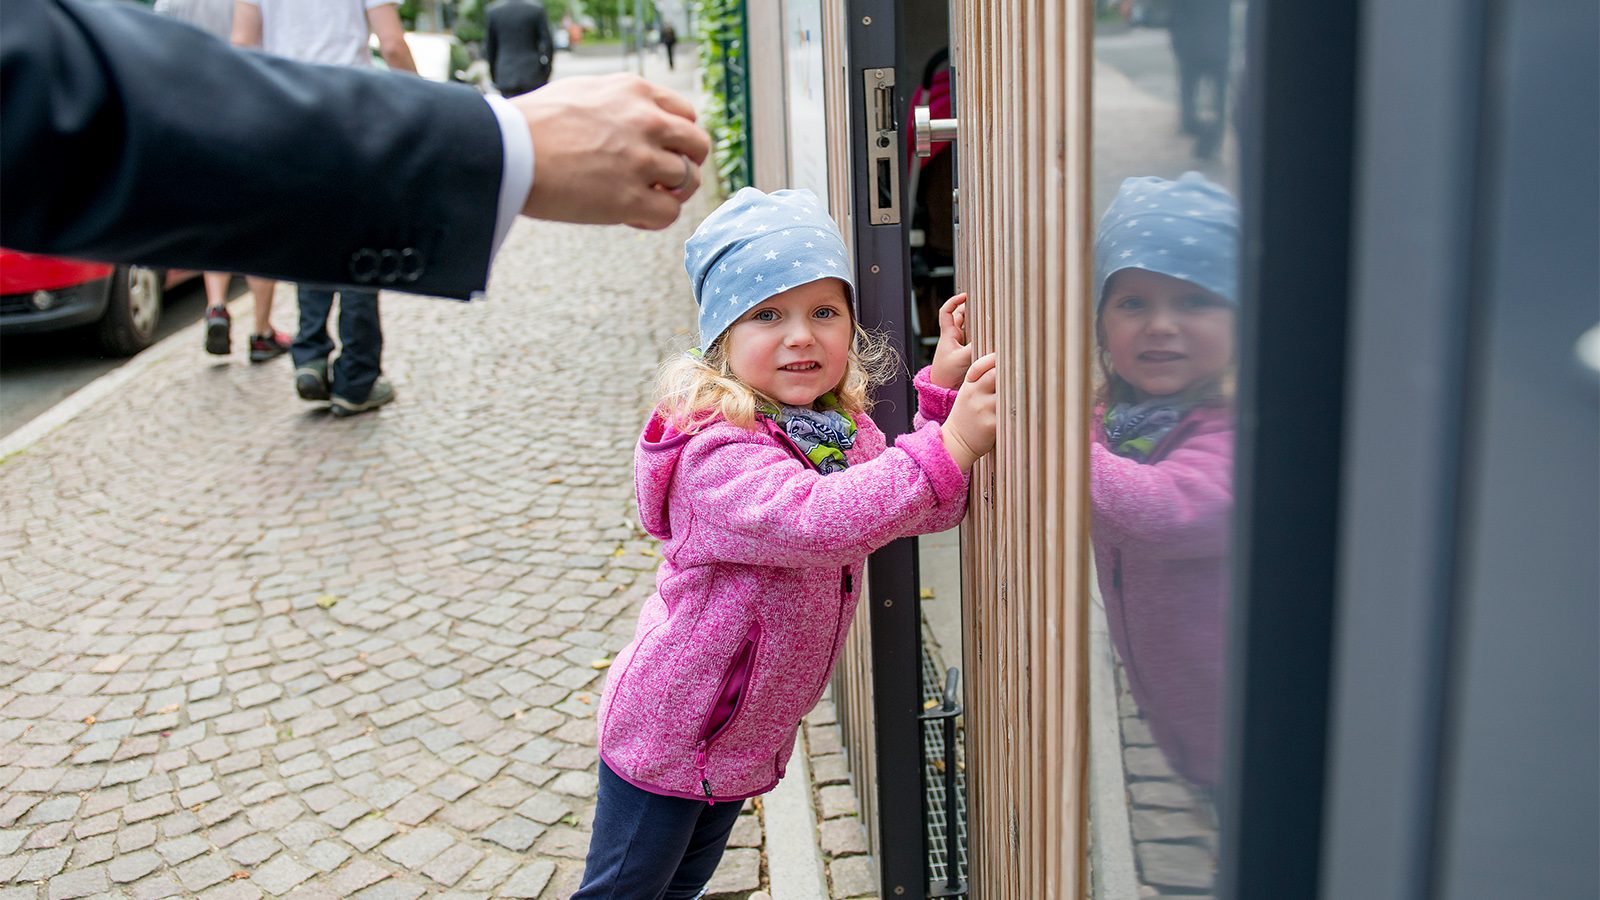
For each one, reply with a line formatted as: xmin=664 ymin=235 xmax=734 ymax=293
xmin=727 ymin=813 xmax=762 ymax=848
xmin=249 ymin=854 xmax=315 ymax=896
xmin=341 ymin=818 xmax=396 ymax=853
xmin=227 ymin=834 xmax=281 ymax=867
xmin=117 ymin=822 xmax=158 ymax=853
xmin=547 ymin=769 xmax=597 ymax=797
xmin=200 ymin=881 xmax=265 ymax=900
xmin=705 ymin=847 xmax=760 ymax=894
xmin=68 ymin=833 xmax=115 ymax=868
xmin=177 ymin=853 xmax=238 ymax=892
xmin=830 ymin=854 xmax=879 ymax=898
xmin=46 ymin=864 xmax=108 ymax=899
xmin=513 ymin=792 xmax=571 ymax=825
xmin=23 ymin=796 xmax=81 ymax=825
xmin=498 ymin=861 xmax=557 ymax=898
xmin=384 ymin=793 xmax=442 ymax=827
xmin=17 ymin=847 xmax=71 ymax=882
xmin=820 ymin=816 xmax=870 ymax=855
xmin=129 ymin=872 xmax=186 ymax=900
xmin=246 ymin=797 xmax=303 ymax=832
xmin=1129 ymin=780 xmax=1196 ymax=810
xmin=417 ymin=843 xmax=483 ymax=887
xmin=818 ymin=784 xmax=859 ymax=820
xmin=303 ymin=840 xmax=351 ymax=873
xmin=350 ymin=882 xmax=426 ymax=900
xmin=378 ymin=826 xmax=454 ymax=869
xmin=1131 ymin=807 xmax=1213 ymax=842
xmin=108 ymin=849 xmax=164 ymax=883
xmin=480 ymin=815 xmax=545 ymax=852
xmin=159 ymin=810 xmax=204 ymax=838
xmin=1136 ymin=841 xmax=1216 ymax=890
xmin=157 ymin=833 xmax=211 ymax=865
xmin=25 ymin=821 xmax=72 ymax=849
xmin=326 ymin=859 xmax=390 ymax=895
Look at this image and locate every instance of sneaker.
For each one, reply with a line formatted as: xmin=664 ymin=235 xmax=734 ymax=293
xmin=330 ymin=377 xmax=396 ymax=417
xmin=204 ymin=306 xmax=231 ymax=355
xmin=248 ymin=330 xmax=291 ymax=363
xmin=294 ymin=359 xmax=329 ymax=401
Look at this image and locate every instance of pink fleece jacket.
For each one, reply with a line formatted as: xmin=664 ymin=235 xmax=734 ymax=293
xmin=1090 ymin=403 xmax=1233 ymax=788
xmin=598 ymin=368 xmax=968 ymax=802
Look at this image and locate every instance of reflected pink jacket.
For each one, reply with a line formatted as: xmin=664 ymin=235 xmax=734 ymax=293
xmin=1090 ymin=404 xmax=1233 ymax=788
xmin=598 ymin=368 xmax=967 ymax=802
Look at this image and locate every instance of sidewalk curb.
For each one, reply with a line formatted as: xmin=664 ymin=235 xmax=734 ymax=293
xmin=763 ymin=732 xmax=830 ymax=900
xmin=0 ymin=300 xmax=210 ymax=464
xmin=1088 ymin=589 xmax=1139 ymax=896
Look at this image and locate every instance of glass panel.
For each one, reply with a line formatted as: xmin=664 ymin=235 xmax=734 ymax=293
xmin=1087 ymin=0 xmax=1244 ymax=895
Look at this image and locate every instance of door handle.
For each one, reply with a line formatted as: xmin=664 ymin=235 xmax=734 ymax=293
xmin=914 ymin=105 xmax=959 ymax=158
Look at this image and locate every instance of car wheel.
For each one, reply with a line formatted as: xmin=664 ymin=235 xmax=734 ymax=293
xmin=96 ymin=265 xmax=164 ymax=356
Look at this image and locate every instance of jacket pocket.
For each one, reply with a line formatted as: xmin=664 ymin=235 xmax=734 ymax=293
xmin=694 ymin=621 xmax=761 ymax=800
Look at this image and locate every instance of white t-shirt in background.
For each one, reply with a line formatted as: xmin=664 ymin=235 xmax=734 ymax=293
xmin=237 ymin=0 xmax=394 ymax=68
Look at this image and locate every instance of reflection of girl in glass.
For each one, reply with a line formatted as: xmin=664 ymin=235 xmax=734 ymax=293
xmin=1090 ymin=172 xmax=1238 ymax=789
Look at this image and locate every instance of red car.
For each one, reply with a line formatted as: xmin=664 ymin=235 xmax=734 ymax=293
xmin=0 ymin=249 xmax=191 ymax=355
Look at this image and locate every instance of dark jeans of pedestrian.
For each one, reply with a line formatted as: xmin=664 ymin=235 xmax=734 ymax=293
xmin=291 ymin=286 xmax=382 ymax=403
xmin=664 ymin=42 xmax=675 ymax=69
xmin=571 ymin=760 xmax=745 ymax=900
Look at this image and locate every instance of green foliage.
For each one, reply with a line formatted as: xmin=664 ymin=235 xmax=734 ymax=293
xmin=696 ymin=0 xmax=749 ymax=195
xmin=454 ymin=0 xmax=485 ymax=43
xmin=587 ymin=0 xmax=658 ymax=39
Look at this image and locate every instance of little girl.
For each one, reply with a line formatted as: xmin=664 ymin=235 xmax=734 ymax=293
xmin=573 ymin=187 xmax=997 ymax=898
xmin=1090 ymin=172 xmax=1238 ymax=790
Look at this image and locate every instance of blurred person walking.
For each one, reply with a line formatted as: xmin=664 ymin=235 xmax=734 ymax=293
xmin=659 ymin=20 xmax=677 ymax=71
xmin=485 ymin=0 xmax=555 ymax=98
xmin=233 ymin=0 xmax=418 ymax=415
xmin=154 ymin=0 xmax=291 ymax=361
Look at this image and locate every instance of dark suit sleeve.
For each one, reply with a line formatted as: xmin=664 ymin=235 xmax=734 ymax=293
xmin=0 ymin=0 xmax=506 ymax=299
xmin=535 ymin=7 xmax=553 ymax=62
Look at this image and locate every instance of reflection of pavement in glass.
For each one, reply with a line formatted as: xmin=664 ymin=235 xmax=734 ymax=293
xmin=1114 ymin=661 xmax=1219 ymax=897
xmin=1091 ymin=55 xmax=1236 ymax=215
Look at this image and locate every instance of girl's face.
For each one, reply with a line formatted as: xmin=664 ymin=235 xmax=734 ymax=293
xmin=725 ymin=279 xmax=853 ymax=407
xmin=1101 ymin=268 xmax=1235 ymax=400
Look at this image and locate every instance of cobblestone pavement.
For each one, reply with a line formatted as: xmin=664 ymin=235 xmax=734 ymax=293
xmin=0 ymin=57 xmax=776 ymax=900
xmin=1116 ymin=667 xmax=1217 ymax=898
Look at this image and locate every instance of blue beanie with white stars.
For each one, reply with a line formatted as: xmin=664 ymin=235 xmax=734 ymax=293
xmin=1093 ymin=172 xmax=1240 ymax=310
xmin=685 ymin=187 xmax=855 ymax=348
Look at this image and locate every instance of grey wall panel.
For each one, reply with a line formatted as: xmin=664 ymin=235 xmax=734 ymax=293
xmin=1433 ymin=0 xmax=1600 ymax=896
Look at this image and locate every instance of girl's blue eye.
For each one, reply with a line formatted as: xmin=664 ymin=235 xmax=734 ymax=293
xmin=1114 ymin=296 xmax=1145 ymax=311
xmin=752 ymin=309 xmax=778 ymax=321
xmin=814 ymin=307 xmax=839 ymax=319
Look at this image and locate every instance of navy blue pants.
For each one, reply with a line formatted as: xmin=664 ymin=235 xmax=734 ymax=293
xmin=571 ymin=760 xmax=745 ymax=900
xmin=291 ymin=286 xmax=381 ymax=403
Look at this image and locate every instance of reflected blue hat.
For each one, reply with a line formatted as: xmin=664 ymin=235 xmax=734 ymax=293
xmin=1093 ymin=172 xmax=1240 ymax=309
xmin=684 ymin=187 xmax=855 ymax=348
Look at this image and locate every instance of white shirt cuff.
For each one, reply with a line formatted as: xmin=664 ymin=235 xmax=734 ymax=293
xmin=484 ymin=93 xmax=534 ymax=262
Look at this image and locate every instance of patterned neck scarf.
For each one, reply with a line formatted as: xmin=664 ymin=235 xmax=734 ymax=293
xmin=1102 ymin=398 xmax=1196 ymax=462
xmin=760 ymin=393 xmax=857 ymax=474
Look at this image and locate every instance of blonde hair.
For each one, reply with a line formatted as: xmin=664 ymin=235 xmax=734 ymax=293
xmin=655 ymin=323 xmax=900 ymax=432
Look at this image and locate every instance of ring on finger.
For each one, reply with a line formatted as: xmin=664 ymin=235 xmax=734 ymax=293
xmin=666 ymin=154 xmax=693 ymax=192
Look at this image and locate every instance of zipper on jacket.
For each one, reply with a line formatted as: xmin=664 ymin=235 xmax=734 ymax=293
xmin=843 ymin=567 xmax=853 ymax=595
xmin=695 ymin=623 xmax=760 ymax=805
xmin=695 ymin=740 xmax=714 ymax=804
